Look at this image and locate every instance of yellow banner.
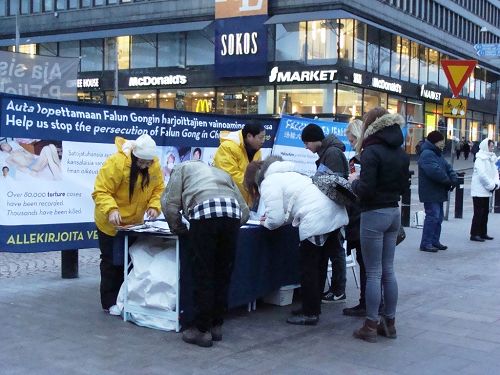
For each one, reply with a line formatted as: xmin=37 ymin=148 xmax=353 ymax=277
xmin=215 ymin=0 xmax=268 ymax=19
xmin=443 ymin=98 xmax=467 ymax=118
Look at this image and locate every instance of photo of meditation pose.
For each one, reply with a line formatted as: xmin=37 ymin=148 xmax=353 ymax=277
xmin=0 ymin=141 xmax=62 ymax=180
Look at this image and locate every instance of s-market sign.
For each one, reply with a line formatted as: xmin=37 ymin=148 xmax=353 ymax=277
xmin=268 ymin=67 xmax=337 ymax=83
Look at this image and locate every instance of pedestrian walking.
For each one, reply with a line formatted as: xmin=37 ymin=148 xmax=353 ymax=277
xmin=470 ymin=139 xmax=499 ymax=242
xmin=349 ymin=107 xmax=410 ymax=343
xmin=417 ymin=131 xmax=458 ymax=252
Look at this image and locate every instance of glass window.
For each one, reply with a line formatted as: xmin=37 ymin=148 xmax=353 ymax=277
xmin=39 ymin=42 xmax=57 ymax=56
xmin=363 ymin=89 xmax=387 ymax=114
xmin=43 ymin=0 xmax=53 ymax=12
xmin=379 ymin=30 xmax=391 ymax=76
xmin=186 ymin=31 xmax=214 ymax=66
xmin=0 ymin=0 xmax=5 ymax=16
xmin=406 ymin=99 xmax=424 ymax=123
xmin=81 ymin=39 xmax=103 ymax=72
xmin=117 ymin=36 xmax=130 ymax=70
xmin=468 ymin=70 xmax=475 ymax=99
xmin=81 ymin=0 xmax=91 ymax=7
xmin=390 ymin=35 xmax=401 ymax=79
xmin=276 ymin=85 xmax=328 ymax=115
xmin=366 ymin=25 xmax=379 ymax=73
xmin=106 ymin=90 xmax=157 ymax=108
xmin=275 ymin=23 xmax=305 ymax=61
xmin=353 ymin=20 xmax=366 ymax=70
xmin=56 ymin=0 xmax=65 ymax=10
xmin=20 ymin=0 xmax=29 ymax=14
xmin=131 ymin=34 xmax=156 ymax=68
xmin=418 ymin=45 xmax=428 ymax=85
xmin=428 ymin=48 xmax=439 ymax=85
xmin=438 ymin=53 xmax=449 ymax=89
xmin=32 ymin=0 xmax=41 ymax=12
xmin=337 ymin=84 xmax=362 ymax=118
xmin=388 ymin=95 xmax=406 ymax=117
xmin=306 ymin=20 xmax=338 ymax=64
xmin=339 ymin=19 xmax=354 ymax=66
xmin=69 ymin=0 xmax=77 ymax=9
xmin=159 ymin=89 xmax=214 ymax=112
xmin=400 ymin=38 xmax=410 ymax=81
xmin=158 ymin=32 xmax=185 ymax=68
xmin=217 ymin=87 xmax=259 ymax=115
xmin=17 ymin=44 xmax=36 ymax=55
xmin=94 ymin=0 xmax=105 ymax=5
xmin=410 ymin=42 xmax=419 ymax=83
xmin=59 ymin=40 xmax=79 ymax=58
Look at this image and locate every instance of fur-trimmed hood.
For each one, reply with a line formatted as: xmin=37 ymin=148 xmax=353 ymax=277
xmin=359 ymin=113 xmax=405 ymax=152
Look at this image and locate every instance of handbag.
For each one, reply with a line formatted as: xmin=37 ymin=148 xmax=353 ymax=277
xmin=396 ymin=226 xmax=406 ymax=246
xmin=311 ymin=173 xmax=357 ymax=206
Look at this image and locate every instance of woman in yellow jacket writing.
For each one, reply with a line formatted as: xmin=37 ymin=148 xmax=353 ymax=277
xmin=92 ymin=134 xmax=165 ymax=311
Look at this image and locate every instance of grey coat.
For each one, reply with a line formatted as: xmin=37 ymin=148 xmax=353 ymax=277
xmin=161 ymin=160 xmax=249 ymax=234
xmin=316 ymin=135 xmax=349 ymax=178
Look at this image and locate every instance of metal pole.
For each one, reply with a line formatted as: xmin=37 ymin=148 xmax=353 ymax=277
xmin=454 ymin=172 xmax=465 ymax=219
xmin=114 ymin=38 xmax=119 ymax=103
xmin=444 ymin=121 xmax=457 ymax=221
xmin=15 ymin=0 xmax=20 ymax=51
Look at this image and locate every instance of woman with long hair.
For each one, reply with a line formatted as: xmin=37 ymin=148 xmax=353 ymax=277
xmin=349 ymin=107 xmax=410 ymax=342
xmin=92 ymin=134 xmax=165 ymax=311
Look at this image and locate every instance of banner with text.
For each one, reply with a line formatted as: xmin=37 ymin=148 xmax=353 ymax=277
xmin=0 ymin=93 xmax=277 ymax=252
xmin=271 ymin=115 xmax=350 ymax=176
xmin=0 ymin=51 xmax=79 ymax=101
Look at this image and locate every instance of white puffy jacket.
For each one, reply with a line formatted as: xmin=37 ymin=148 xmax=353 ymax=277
xmin=471 ymin=139 xmax=500 ymax=197
xmin=260 ymin=161 xmax=348 ymax=241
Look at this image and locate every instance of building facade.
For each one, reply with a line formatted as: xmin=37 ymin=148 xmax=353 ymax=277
xmin=0 ymin=0 xmax=499 ymax=154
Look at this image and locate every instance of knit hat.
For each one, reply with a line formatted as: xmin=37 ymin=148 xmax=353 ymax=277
xmin=427 ymin=131 xmax=444 ymax=144
xmin=301 ymin=124 xmax=325 ymax=142
xmin=132 ymin=134 xmax=157 ymax=160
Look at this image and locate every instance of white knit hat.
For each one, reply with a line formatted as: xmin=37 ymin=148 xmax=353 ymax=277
xmin=132 ymin=134 xmax=157 ymax=160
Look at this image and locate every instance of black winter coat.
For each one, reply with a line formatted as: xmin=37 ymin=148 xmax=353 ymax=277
xmin=351 ymin=114 xmax=410 ymax=212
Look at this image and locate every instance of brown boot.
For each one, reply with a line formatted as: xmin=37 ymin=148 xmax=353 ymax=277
xmin=377 ymin=316 xmax=397 ymax=339
xmin=353 ymin=319 xmax=378 ymax=343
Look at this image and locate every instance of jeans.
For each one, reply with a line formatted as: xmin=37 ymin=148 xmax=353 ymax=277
xmin=188 ymin=217 xmax=240 ymax=333
xmin=360 ymin=208 xmax=400 ymax=322
xmin=420 ymin=202 xmax=444 ymax=248
xmin=471 ymin=196 xmax=490 ymax=237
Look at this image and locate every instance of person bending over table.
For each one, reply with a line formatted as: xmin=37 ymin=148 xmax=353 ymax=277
xmin=161 ymin=160 xmax=249 ymax=348
xmin=92 ymin=134 xmax=164 ymax=311
xmin=244 ymin=156 xmax=348 ymax=326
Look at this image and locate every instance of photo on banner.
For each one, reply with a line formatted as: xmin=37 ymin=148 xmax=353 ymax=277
xmin=0 ymin=93 xmax=278 ymax=252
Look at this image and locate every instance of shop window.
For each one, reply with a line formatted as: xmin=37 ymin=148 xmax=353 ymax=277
xmin=69 ymin=0 xmax=78 ymax=9
xmin=56 ymin=0 xmax=66 ymax=10
xmin=337 ymin=84 xmax=362 ymax=118
xmin=339 ymin=19 xmax=354 ymax=66
xmin=409 ymin=41 xmax=419 ymax=84
xmin=106 ymin=90 xmax=158 ymax=108
xmin=131 ymin=34 xmax=156 ymax=69
xmin=217 ymin=87 xmax=260 ymax=115
xmin=276 ymin=85 xmax=330 ymax=115
xmin=406 ymin=99 xmax=423 ymax=123
xmin=16 ymin=44 xmax=36 ymax=55
xmin=59 ymin=41 xmax=80 ymax=58
xmin=104 ymin=37 xmax=130 ymax=71
xmin=390 ymin=35 xmax=401 ymax=79
xmin=158 ymin=33 xmax=185 ymax=68
xmin=307 ymin=20 xmax=338 ymax=64
xmin=160 ymin=89 xmax=215 ymax=112
xmin=438 ymin=53 xmax=449 ymax=89
xmin=363 ymin=89 xmax=387 ymax=114
xmin=20 ymin=0 xmax=29 ymax=14
xmin=78 ymin=91 xmax=105 ymax=104
xmin=400 ymin=38 xmax=410 ymax=81
xmin=379 ymin=30 xmax=391 ymax=77
xmin=186 ymin=31 xmax=214 ymax=66
xmin=43 ymin=0 xmax=53 ymax=11
xmin=388 ymin=95 xmax=406 ymax=117
xmin=275 ymin=23 xmax=305 ymax=61
xmin=428 ymin=49 xmax=439 ymax=85
xmin=81 ymin=39 xmax=103 ymax=72
xmin=39 ymin=42 xmax=57 ymax=56
xmin=353 ymin=20 xmax=366 ymax=70
xmin=418 ymin=45 xmax=428 ymax=85
xmin=366 ymin=25 xmax=379 ymax=73
xmin=468 ymin=70 xmax=475 ymax=99
xmin=468 ymin=120 xmax=479 ymax=141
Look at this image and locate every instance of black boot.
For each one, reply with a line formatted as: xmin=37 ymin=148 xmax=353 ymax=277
xmin=343 ymin=303 xmax=366 ymax=317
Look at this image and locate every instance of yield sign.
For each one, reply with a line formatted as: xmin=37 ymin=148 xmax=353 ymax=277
xmin=441 ymin=60 xmax=477 ymax=97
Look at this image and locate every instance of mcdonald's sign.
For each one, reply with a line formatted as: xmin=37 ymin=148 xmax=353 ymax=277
xmin=195 ymin=99 xmax=213 ymax=113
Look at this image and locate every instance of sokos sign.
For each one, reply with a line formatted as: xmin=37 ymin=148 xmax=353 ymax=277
xmin=269 ymin=67 xmax=337 ymax=83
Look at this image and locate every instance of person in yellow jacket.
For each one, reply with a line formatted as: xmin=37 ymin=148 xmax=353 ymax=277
xmin=92 ymin=134 xmax=165 ymax=310
xmin=213 ymin=121 xmax=266 ymax=206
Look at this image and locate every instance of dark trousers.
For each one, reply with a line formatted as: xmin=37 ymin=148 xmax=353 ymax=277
xmin=420 ymin=202 xmax=444 ymax=248
xmin=327 ymin=230 xmax=346 ymax=295
xmin=471 ymin=197 xmax=490 ymax=237
xmin=455 ymin=150 xmax=461 ymax=159
xmin=301 ymin=231 xmax=339 ymax=316
xmin=97 ymin=229 xmax=123 ymax=310
xmin=350 ymin=242 xmax=366 ymax=306
xmin=189 ymin=217 xmax=240 ymax=333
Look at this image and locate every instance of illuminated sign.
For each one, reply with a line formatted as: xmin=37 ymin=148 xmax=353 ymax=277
xmin=128 ymin=75 xmax=187 ymax=87
xmin=269 ymin=67 xmax=337 ymax=83
xmin=371 ymin=77 xmax=402 ymax=93
xmin=77 ymin=78 xmax=100 ymax=89
xmin=420 ymin=85 xmax=442 ymax=101
xmin=353 ymin=73 xmax=363 ymax=85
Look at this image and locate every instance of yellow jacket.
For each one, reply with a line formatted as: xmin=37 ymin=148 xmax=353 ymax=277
xmin=92 ymin=137 xmax=165 ymax=236
xmin=213 ymin=130 xmax=262 ymax=205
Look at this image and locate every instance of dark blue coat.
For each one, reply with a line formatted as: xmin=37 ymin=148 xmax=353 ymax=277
xmin=418 ymin=140 xmax=458 ymax=203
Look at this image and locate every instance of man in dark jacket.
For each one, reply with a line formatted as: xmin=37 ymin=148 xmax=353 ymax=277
xmin=417 ymin=131 xmax=458 ymax=253
xmin=301 ymin=123 xmax=349 ymax=303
